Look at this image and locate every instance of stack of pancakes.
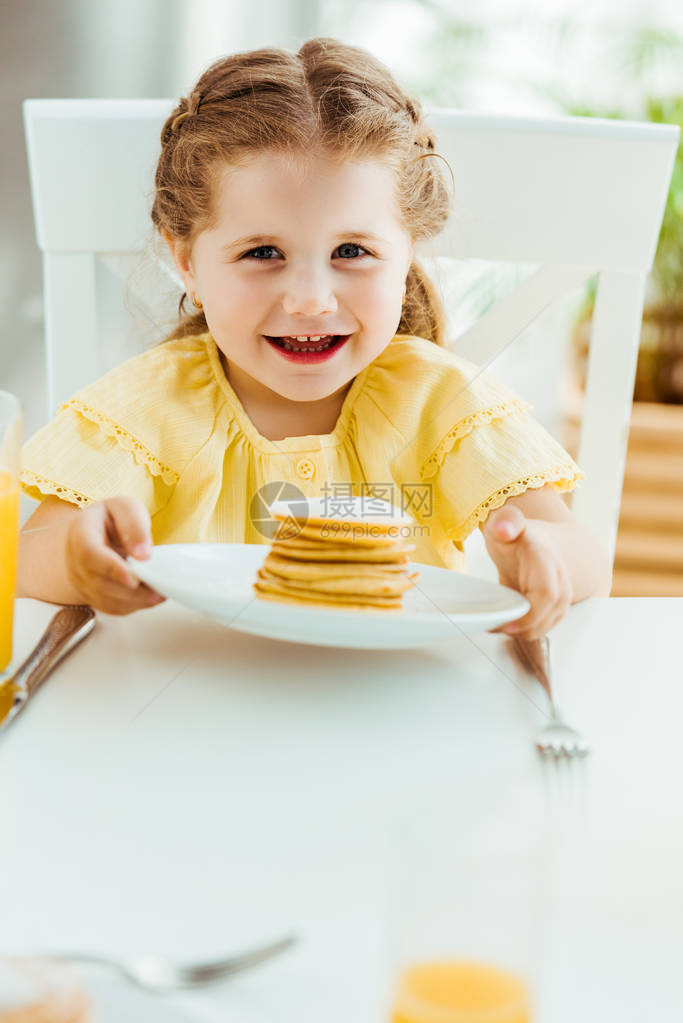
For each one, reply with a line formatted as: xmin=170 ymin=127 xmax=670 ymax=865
xmin=253 ymin=497 xmax=419 ymax=612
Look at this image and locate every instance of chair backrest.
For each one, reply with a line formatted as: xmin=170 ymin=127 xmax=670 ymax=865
xmin=23 ymin=99 xmax=679 ymax=568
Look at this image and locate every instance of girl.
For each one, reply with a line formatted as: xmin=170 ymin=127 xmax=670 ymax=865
xmin=17 ymin=38 xmax=611 ymax=639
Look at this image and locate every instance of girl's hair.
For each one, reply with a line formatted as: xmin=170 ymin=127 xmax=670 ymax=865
xmin=151 ymin=37 xmax=453 ymax=346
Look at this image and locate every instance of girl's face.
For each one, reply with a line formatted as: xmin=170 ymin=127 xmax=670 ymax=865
xmin=165 ymin=151 xmax=413 ymax=411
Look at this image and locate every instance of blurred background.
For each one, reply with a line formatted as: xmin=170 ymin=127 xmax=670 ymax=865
xmin=2 ymin=0 xmax=682 ymax=593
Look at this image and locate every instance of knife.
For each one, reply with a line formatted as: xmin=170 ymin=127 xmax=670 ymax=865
xmin=510 ymin=635 xmax=551 ymax=702
xmin=0 ymin=605 xmax=96 ymax=732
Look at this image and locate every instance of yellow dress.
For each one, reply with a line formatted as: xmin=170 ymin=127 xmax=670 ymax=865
xmin=20 ymin=332 xmax=583 ymax=571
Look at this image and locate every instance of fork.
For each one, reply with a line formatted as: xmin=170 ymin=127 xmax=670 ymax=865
xmin=511 ymin=635 xmax=590 ymax=758
xmin=45 ymin=933 xmax=297 ymax=991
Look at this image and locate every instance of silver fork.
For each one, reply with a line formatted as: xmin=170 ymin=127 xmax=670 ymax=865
xmin=45 ymin=934 xmax=296 ymax=991
xmin=511 ymin=635 xmax=590 ymax=758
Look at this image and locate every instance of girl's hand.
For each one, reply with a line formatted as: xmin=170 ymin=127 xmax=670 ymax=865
xmin=65 ymin=497 xmax=166 ymax=615
xmin=482 ymin=504 xmax=573 ymax=641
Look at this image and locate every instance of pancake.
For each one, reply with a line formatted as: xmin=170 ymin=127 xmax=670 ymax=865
xmin=254 ymin=582 xmax=403 ymax=611
xmin=277 ymin=523 xmax=407 ymax=547
xmin=257 ymin=566 xmax=418 ymax=596
xmin=253 ymin=589 xmax=403 ymax=613
xmin=271 ymin=538 xmax=415 ymax=562
xmin=255 ymin=495 xmax=420 ymax=612
xmin=264 ymin=551 xmax=409 ymax=578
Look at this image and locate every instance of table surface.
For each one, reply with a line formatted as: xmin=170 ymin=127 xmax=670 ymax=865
xmin=0 ymin=595 xmax=680 ymax=1022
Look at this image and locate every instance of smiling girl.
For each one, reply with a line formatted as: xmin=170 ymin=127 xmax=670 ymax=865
xmin=17 ymin=38 xmax=610 ymax=637
xmin=164 ymin=152 xmax=413 ymax=440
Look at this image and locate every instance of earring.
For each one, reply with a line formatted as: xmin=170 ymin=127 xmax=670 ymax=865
xmin=191 ymin=291 xmax=203 ymax=310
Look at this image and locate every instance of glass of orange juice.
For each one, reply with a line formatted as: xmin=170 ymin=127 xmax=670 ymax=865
xmin=392 ymin=959 xmax=530 ymax=1023
xmin=1 ymin=391 xmax=21 ymax=675
xmin=387 ymin=779 xmax=550 ymax=1023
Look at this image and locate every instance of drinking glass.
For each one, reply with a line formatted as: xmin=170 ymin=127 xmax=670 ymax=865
xmin=1 ymin=391 xmax=22 ymax=674
xmin=386 ymin=777 xmax=551 ymax=1023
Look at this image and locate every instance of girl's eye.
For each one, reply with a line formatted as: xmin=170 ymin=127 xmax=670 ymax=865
xmin=242 ymin=242 xmax=369 ymax=261
xmin=334 ymin=243 xmax=368 ymax=259
xmin=243 ymin=245 xmax=280 ymax=260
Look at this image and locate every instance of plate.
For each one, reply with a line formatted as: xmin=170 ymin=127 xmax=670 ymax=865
xmin=128 ymin=544 xmax=529 ymax=650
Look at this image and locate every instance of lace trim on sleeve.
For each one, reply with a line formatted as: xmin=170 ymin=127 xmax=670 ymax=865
xmin=420 ymin=399 xmax=532 ymax=480
xmin=452 ymin=465 xmax=585 ymax=540
xmin=60 ymin=399 xmax=180 ymax=485
xmin=21 ymin=470 xmax=95 ymax=507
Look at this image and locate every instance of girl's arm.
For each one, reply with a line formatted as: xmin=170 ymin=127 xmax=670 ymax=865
xmin=17 ymin=495 xmax=164 ymax=614
xmin=18 ymin=496 xmax=85 ymax=604
xmin=479 ymin=484 xmax=612 ymax=640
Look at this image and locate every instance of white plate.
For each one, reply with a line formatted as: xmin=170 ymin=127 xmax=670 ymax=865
xmin=128 ymin=544 xmax=529 ymax=650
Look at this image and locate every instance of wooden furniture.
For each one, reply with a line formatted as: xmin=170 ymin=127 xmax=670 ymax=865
xmin=564 ymin=390 xmax=683 ymax=595
xmin=22 ymin=100 xmax=680 ymax=571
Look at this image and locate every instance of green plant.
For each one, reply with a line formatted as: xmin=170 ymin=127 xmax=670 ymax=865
xmin=400 ymin=5 xmax=683 ymax=399
xmin=404 ymin=8 xmax=683 ymax=305
xmin=565 ymin=95 xmax=683 ymax=308
xmin=646 ymin=96 xmax=683 ymax=303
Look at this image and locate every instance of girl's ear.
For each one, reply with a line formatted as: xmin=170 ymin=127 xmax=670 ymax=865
xmin=161 ymin=230 xmax=195 ymax=289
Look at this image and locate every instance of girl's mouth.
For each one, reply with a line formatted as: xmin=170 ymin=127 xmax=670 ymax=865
xmin=263 ymin=334 xmax=351 ymax=363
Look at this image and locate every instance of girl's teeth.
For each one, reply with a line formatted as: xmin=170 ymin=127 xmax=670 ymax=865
xmin=283 ymin=335 xmax=327 ymax=343
xmin=276 ymin=334 xmax=336 ymax=352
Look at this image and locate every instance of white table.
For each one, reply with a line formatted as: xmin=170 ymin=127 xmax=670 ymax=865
xmin=0 ymin=596 xmax=681 ymax=1022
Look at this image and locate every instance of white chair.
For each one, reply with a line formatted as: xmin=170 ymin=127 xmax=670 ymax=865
xmin=22 ymin=99 xmax=679 ymax=577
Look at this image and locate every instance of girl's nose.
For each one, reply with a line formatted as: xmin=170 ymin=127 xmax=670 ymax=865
xmin=282 ymin=272 xmax=338 ymax=317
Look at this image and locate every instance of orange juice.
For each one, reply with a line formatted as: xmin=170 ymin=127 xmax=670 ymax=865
xmin=0 ymin=468 xmax=20 ymax=672
xmin=392 ymin=961 xmax=531 ymax=1023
